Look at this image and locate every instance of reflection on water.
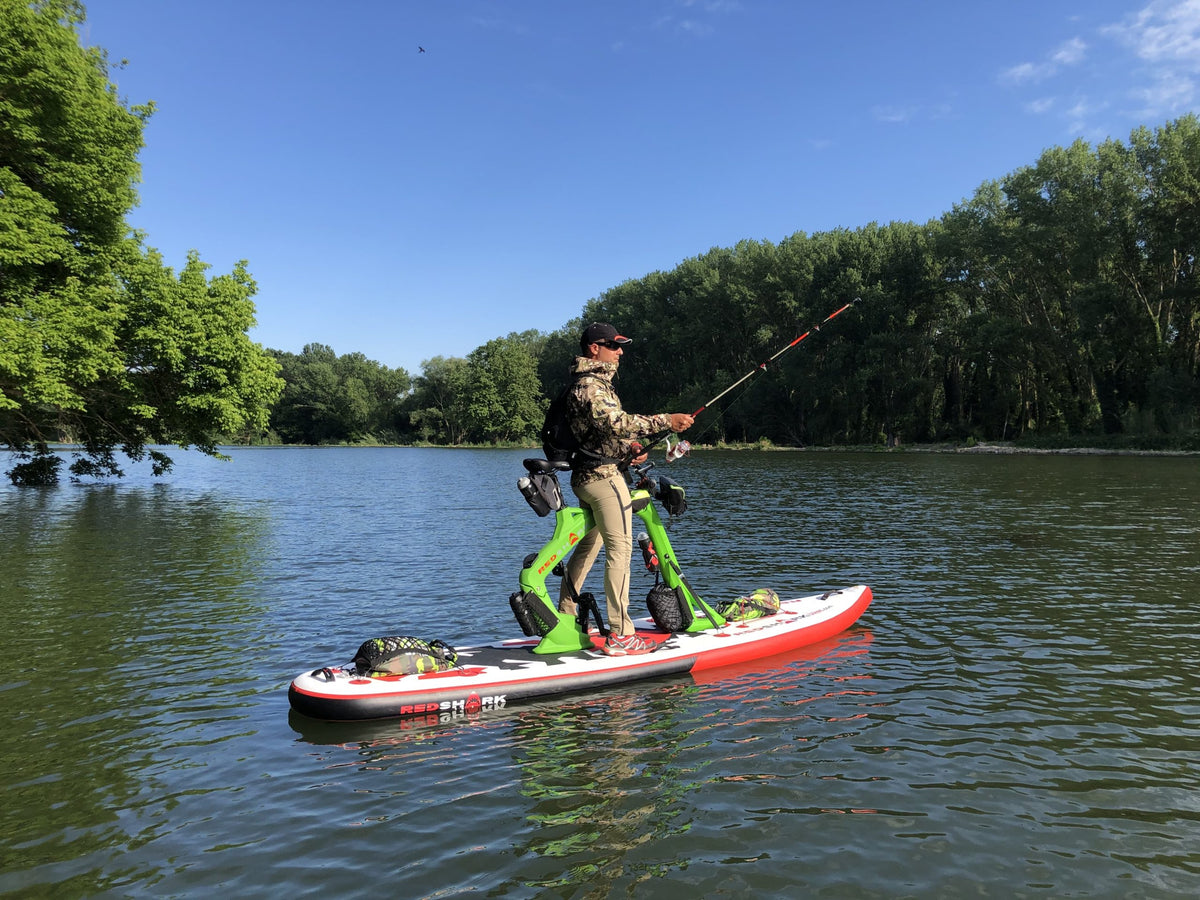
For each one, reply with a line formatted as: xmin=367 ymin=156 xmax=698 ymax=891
xmin=289 ymin=628 xmax=878 ymax=897
xmin=1 ymin=483 xmax=273 ymax=897
xmin=2 ymin=448 xmax=1199 ymax=897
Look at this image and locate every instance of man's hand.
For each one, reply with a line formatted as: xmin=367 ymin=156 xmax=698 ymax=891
xmin=629 ymin=441 xmax=648 ymax=464
xmin=669 ymin=413 xmax=694 ymax=433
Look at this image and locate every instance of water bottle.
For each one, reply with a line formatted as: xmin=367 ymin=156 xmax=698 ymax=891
xmin=518 ymin=476 xmax=551 ymax=517
xmin=637 ymin=531 xmax=659 ymax=572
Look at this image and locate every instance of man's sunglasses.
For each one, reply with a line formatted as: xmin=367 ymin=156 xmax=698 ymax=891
xmin=597 ymin=340 xmax=624 ymax=350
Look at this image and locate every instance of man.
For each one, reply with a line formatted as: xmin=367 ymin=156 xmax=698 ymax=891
xmin=558 ymin=322 xmax=694 ymax=656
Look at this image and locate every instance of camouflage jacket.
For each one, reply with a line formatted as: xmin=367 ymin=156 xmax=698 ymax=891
xmin=564 ymin=357 xmax=672 ymax=486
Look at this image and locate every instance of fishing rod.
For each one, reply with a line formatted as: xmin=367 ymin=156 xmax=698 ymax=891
xmin=645 ymin=298 xmax=860 ymax=462
xmin=690 ymin=299 xmax=857 ymax=417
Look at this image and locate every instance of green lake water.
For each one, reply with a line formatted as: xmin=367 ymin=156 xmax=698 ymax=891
xmin=1 ymin=447 xmax=1197 ymax=898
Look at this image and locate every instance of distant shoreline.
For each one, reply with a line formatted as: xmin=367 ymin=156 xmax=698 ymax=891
xmin=940 ymin=441 xmax=1198 ymax=457
xmin=706 ymin=441 xmax=1200 ymax=457
xmin=679 ymin=440 xmax=1200 ymax=457
xmin=16 ymin=441 xmax=1199 ymax=459
xmin=228 ymin=440 xmax=1199 ymax=456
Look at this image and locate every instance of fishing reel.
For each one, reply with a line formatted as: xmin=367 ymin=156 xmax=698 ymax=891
xmin=664 ymin=435 xmax=691 ymax=462
xmin=630 ymin=432 xmax=690 ymax=468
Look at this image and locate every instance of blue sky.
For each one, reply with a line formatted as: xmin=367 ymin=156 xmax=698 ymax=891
xmin=82 ymin=0 xmax=1200 ymax=375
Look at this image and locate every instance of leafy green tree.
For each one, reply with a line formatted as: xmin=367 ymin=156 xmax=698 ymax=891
xmin=536 ymin=318 xmax=584 ymax=399
xmin=271 ymin=344 xmax=346 ymax=444
xmin=270 ymin=344 xmax=409 ymax=444
xmin=938 ymin=121 xmax=1200 ymax=440
xmin=337 ymin=350 xmax=411 ymax=441
xmin=1 ymin=0 xmax=282 ymax=483
xmin=1128 ymin=118 xmax=1200 ymax=431
xmin=405 ymin=356 xmax=472 ymax=444
xmin=463 ymin=334 xmax=545 ymax=443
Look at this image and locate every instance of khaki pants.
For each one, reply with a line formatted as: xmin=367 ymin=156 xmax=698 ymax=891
xmin=558 ymin=474 xmax=635 ymax=636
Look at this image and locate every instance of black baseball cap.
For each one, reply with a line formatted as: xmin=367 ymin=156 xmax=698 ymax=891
xmin=580 ymin=322 xmax=632 ymax=350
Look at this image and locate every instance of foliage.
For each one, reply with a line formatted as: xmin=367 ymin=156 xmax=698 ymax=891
xmin=269 ymin=344 xmax=410 ymax=444
xmin=387 ymin=114 xmax=1200 ymax=451
xmin=398 ymin=334 xmax=545 ymax=445
xmin=462 ymin=335 xmax=544 ymax=442
xmin=1 ymin=0 xmax=282 ymax=483
xmin=515 ymin=119 xmax=1200 ymax=449
xmin=8 ymin=0 xmax=1196 ymax=464
xmin=404 ymin=355 xmax=472 ymax=444
xmin=937 ymin=120 xmax=1200 ymax=441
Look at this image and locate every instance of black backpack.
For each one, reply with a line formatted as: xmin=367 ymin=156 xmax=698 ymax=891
xmin=541 ymin=372 xmax=599 ymax=464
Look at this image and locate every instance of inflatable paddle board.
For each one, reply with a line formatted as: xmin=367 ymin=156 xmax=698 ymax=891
xmin=288 ymin=584 xmax=872 ymax=722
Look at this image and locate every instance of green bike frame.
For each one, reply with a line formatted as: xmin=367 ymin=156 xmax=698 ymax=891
xmin=517 ymin=478 xmax=727 ymax=654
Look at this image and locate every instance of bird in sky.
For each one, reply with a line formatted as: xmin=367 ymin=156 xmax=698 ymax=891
xmin=418 ymin=46 xmax=425 ymax=53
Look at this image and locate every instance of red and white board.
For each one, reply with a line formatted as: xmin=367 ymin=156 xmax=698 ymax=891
xmin=288 ymin=584 xmax=873 ymax=722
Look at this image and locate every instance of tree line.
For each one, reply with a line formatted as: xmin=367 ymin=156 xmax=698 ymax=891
xmin=270 ymin=117 xmax=1200 ymax=451
xmin=5 ymin=3 xmax=1198 ymax=485
xmin=2 ymin=1 xmax=282 ymax=484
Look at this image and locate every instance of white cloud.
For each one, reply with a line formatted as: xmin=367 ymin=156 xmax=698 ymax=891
xmin=1000 ymin=36 xmax=1087 ymax=84
xmin=677 ymin=19 xmax=714 ymax=37
xmin=1052 ymin=37 xmax=1087 ymax=65
xmin=1001 ymin=61 xmax=1043 ymax=85
xmin=999 ymin=1 xmax=1200 ymax=132
xmin=660 ymin=0 xmax=740 ymax=37
xmin=1133 ymin=73 xmax=1197 ymax=113
xmin=1064 ymin=98 xmax=1109 ymax=135
xmin=678 ymin=0 xmax=742 ymax=11
xmin=1101 ymin=1 xmax=1200 ymax=117
xmin=871 ymin=100 xmax=955 ymax=125
xmin=872 ymin=105 xmax=916 ymax=124
xmin=1106 ymin=0 xmax=1200 ymax=64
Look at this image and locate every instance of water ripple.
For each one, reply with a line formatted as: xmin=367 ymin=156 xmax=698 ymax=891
xmin=3 ymin=449 xmax=1199 ymax=897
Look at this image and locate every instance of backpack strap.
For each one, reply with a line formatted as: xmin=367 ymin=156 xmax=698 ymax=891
xmin=565 ymin=372 xmax=627 ymax=469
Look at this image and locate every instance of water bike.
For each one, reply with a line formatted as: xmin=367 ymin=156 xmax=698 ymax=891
xmin=288 ymin=457 xmax=872 ymax=723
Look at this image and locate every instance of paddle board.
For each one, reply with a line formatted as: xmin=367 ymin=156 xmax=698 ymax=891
xmin=288 ymin=584 xmax=872 ymax=722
